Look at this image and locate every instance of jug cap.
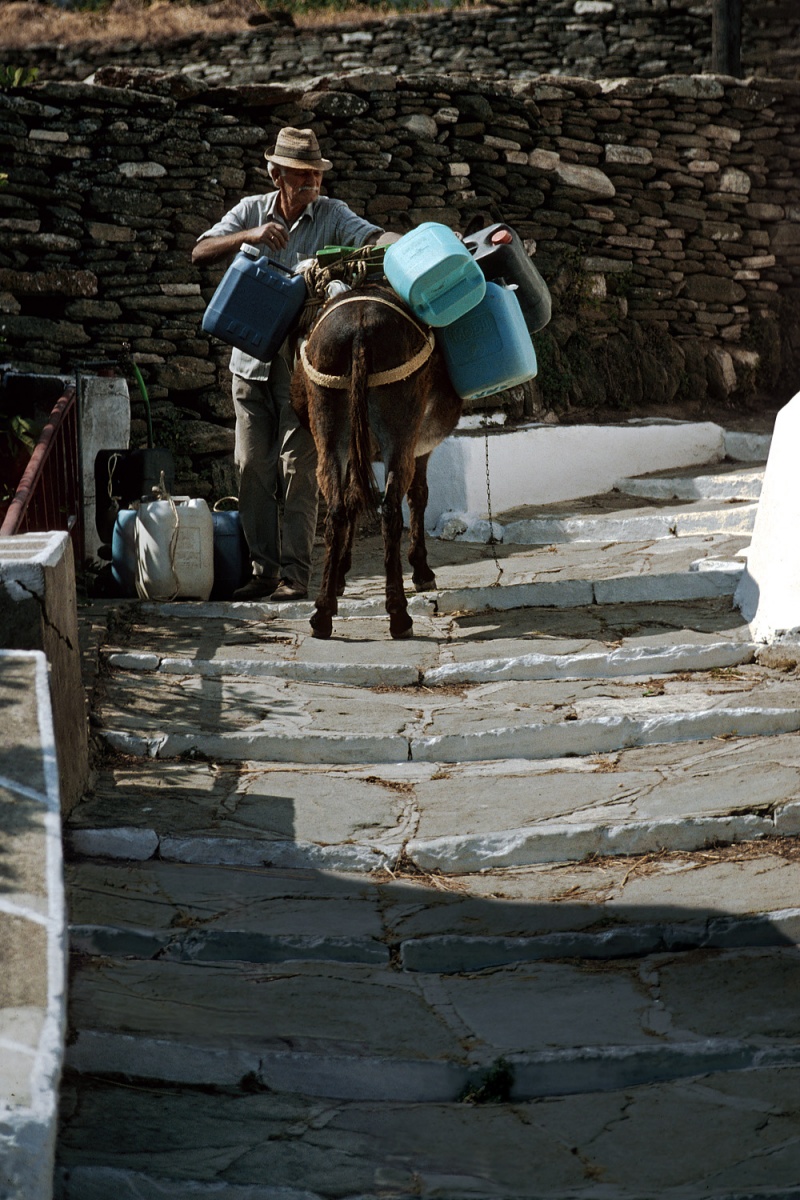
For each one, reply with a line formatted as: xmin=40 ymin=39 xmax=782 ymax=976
xmin=240 ymin=243 xmax=261 ymax=259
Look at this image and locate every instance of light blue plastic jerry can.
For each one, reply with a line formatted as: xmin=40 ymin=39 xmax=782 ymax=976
xmin=383 ymin=222 xmax=486 ymax=327
xmin=202 ymin=244 xmax=308 ymax=361
xmin=437 ymin=281 xmax=538 ymax=401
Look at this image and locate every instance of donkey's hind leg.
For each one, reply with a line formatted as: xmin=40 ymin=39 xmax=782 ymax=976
xmin=335 ymin=517 xmax=357 ymax=597
xmin=407 ymin=453 xmax=437 ymax=592
xmin=382 ymin=462 xmax=414 ymax=640
xmin=310 ymin=491 xmax=349 ymax=639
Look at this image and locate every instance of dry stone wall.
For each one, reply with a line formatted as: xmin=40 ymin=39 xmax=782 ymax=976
xmin=8 ymin=0 xmax=800 ymax=87
xmin=1 ymin=68 xmax=799 ymax=505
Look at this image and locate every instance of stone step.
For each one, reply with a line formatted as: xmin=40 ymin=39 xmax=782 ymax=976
xmin=144 ymin=529 xmax=749 ymax=616
xmin=67 ymin=733 xmax=800 ymax=872
xmin=498 ymin=499 xmax=757 ymax=545
xmin=616 ymin=462 xmax=764 ymax=502
xmin=102 ymin=596 xmax=756 ymax=687
xmin=64 ymin=944 xmax=800 ymax=1101
xmin=55 ymin=1064 xmax=800 ymax=1200
xmin=436 ymin=497 xmax=756 ymax=546
xmin=92 ymin=660 xmax=800 ymax=765
xmin=65 ymin=846 xmax=800 ymax=972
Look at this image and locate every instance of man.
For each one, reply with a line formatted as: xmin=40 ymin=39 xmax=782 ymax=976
xmin=193 ymin=127 xmax=384 ymax=601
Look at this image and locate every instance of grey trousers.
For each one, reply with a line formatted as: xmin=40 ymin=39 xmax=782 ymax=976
xmin=232 ymin=355 xmax=319 ymax=590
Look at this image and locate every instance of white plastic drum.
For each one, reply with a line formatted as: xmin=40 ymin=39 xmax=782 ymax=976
xmin=135 ymin=496 xmax=214 ymax=601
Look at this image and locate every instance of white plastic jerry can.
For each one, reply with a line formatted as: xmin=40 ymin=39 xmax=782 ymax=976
xmin=134 ymin=496 xmax=214 ymax=601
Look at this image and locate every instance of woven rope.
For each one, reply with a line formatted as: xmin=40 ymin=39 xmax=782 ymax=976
xmin=300 ymin=293 xmax=436 ymax=389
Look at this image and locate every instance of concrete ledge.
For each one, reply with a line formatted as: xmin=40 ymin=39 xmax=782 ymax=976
xmin=0 ymin=650 xmax=66 ymax=1200
xmin=0 ymin=533 xmax=88 ymax=816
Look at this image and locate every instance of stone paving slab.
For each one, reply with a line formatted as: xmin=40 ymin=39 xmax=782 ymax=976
xmin=67 ymin=733 xmax=800 ymax=872
xmin=54 ymin=1065 xmax=800 ymax=1199
xmin=57 ymin=1059 xmax=800 ymax=1198
xmin=67 ymin=861 xmax=390 ymax=966
xmin=65 ymin=848 xmax=800 ymax=972
xmin=65 ymin=945 xmax=800 ymax=1101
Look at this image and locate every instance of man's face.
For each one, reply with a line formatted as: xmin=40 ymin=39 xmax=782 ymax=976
xmin=276 ymin=166 xmax=323 ymax=219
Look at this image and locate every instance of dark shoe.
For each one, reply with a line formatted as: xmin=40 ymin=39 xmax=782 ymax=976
xmin=232 ymin=575 xmax=281 ymax=601
xmin=270 ymin=579 xmax=308 ymax=602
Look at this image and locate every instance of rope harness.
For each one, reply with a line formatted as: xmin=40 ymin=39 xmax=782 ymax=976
xmin=297 ymin=244 xmax=385 ymax=334
xmin=299 ymin=292 xmax=436 ymax=390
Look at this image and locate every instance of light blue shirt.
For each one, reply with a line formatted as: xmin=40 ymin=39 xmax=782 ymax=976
xmin=197 ymin=191 xmax=383 ymax=379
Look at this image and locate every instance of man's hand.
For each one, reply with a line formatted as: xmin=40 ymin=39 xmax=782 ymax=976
xmin=254 ymin=221 xmax=289 ymax=252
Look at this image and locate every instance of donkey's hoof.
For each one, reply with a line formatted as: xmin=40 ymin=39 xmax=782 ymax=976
xmin=310 ymin=611 xmax=333 ymax=640
xmin=413 ymin=574 xmax=437 ymax=593
xmin=390 ymin=614 xmax=414 ymax=640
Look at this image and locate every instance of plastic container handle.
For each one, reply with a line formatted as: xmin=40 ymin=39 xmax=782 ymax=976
xmin=240 ymin=242 xmax=294 ymax=276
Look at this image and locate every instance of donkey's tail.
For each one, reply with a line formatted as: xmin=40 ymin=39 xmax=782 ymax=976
xmin=345 ymin=327 xmax=378 ymax=515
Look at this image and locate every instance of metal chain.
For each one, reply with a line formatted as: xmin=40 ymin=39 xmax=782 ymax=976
xmin=483 ymin=423 xmax=504 ymax=584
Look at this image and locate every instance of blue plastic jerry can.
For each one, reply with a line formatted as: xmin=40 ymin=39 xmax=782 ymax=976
xmin=211 ymin=509 xmax=249 ymax=600
xmin=437 ymin=282 xmax=538 ymax=401
xmin=202 ymin=244 xmax=308 ymax=360
xmin=383 ymin=222 xmax=486 ymax=327
xmin=111 ymin=508 xmax=138 ymax=597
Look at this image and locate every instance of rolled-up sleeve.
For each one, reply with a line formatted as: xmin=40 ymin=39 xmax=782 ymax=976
xmin=329 ymin=200 xmax=383 ymax=247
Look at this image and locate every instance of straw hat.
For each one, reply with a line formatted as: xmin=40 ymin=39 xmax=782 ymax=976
xmin=265 ymin=127 xmax=332 ymax=172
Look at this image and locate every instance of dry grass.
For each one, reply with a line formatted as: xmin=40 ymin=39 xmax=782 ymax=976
xmin=0 ymin=0 xmax=397 ymax=49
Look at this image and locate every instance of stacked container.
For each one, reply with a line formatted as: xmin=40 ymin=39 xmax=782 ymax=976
xmin=384 ymin=221 xmax=543 ymax=400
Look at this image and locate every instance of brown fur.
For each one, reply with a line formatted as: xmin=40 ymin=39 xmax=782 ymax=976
xmin=291 ymin=284 xmax=463 ymax=640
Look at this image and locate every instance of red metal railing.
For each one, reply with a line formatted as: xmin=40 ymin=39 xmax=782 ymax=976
xmin=0 ymin=385 xmax=84 ymax=560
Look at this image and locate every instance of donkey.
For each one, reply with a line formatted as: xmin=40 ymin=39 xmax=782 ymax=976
xmin=291 ymin=283 xmax=463 ymax=640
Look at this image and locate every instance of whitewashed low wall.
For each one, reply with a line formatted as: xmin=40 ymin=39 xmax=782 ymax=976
xmin=425 ymin=419 xmax=728 ymax=527
xmin=0 ymin=649 xmax=65 ymax=1200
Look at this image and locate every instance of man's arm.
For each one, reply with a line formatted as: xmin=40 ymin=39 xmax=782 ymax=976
xmin=191 ymin=220 xmax=290 ymax=266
